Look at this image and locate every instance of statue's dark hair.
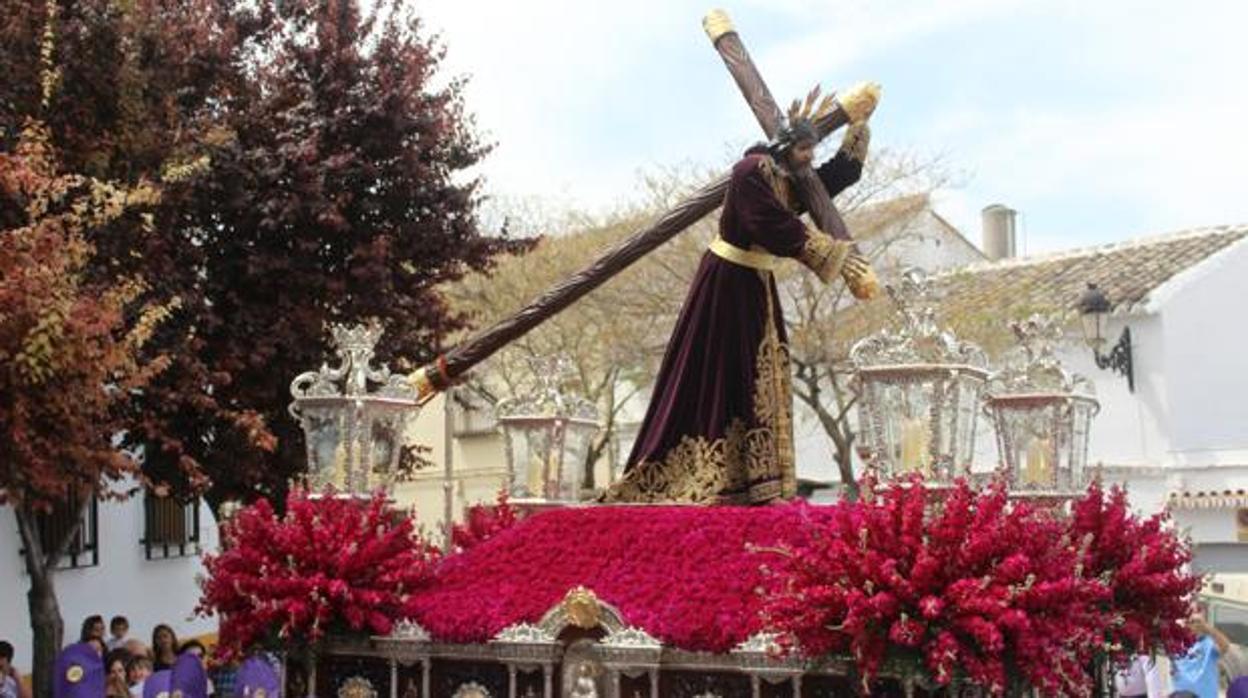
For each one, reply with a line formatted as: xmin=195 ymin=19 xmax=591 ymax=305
xmin=743 ymin=118 xmax=818 ymax=160
xmin=776 ymin=118 xmax=819 ymax=149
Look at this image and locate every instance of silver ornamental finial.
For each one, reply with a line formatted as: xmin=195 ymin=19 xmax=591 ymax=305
xmin=850 ymin=269 xmax=988 ymax=370
xmin=988 ymin=314 xmax=1095 ymax=397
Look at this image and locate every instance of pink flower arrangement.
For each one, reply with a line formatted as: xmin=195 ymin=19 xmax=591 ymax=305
xmin=759 ymin=477 xmax=1199 ymax=696
xmin=451 ymin=490 xmax=521 ymax=553
xmin=198 ymin=479 xmax=1196 ymax=695
xmin=197 ymin=489 xmax=441 ymax=661
xmin=405 ymin=503 xmax=841 ymax=651
xmin=1070 ymin=480 xmax=1199 ymax=658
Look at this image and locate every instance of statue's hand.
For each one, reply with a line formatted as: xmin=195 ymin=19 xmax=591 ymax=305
xmin=841 ymin=252 xmax=880 ymax=300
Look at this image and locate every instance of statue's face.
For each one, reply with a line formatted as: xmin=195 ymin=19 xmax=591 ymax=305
xmin=787 ymin=141 xmax=815 ymax=168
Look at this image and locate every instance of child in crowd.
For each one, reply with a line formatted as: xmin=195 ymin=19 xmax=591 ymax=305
xmin=106 ymin=617 xmax=132 ymax=651
xmin=0 ymin=641 xmax=31 ymax=698
xmin=127 ymin=656 xmax=153 ymax=698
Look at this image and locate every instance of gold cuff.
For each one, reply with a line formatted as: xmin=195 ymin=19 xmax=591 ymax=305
xmin=798 ymin=231 xmax=851 ymax=283
xmin=709 ymin=237 xmax=780 ymax=272
xmin=837 ymin=82 xmax=882 ymax=124
xmin=841 ymin=253 xmax=881 ymax=300
xmin=839 ymin=122 xmax=871 ymax=163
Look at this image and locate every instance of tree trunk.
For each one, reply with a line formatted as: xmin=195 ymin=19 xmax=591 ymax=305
xmin=792 ymin=363 xmax=860 ymax=500
xmin=26 ymin=577 xmax=63 ymax=698
xmin=806 ymin=391 xmax=860 ymax=501
xmin=14 ymin=506 xmax=68 ymax=698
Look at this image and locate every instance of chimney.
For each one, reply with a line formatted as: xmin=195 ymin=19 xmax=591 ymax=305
xmin=981 ymin=204 xmax=1017 ymax=260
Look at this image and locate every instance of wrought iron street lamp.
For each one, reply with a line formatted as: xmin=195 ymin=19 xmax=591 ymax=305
xmin=289 ymin=323 xmax=422 ymax=495
xmin=851 ymin=270 xmax=989 ymax=483
xmin=495 ymin=358 xmax=601 ymax=502
xmin=1076 ymin=282 xmax=1134 ymax=392
xmin=984 ymin=316 xmax=1100 ymax=495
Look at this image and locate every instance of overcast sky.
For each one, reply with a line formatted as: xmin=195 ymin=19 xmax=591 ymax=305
xmin=411 ymin=0 xmax=1248 ymax=254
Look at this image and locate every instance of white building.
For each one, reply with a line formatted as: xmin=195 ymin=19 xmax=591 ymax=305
xmin=918 ymin=215 xmax=1248 ymax=649
xmin=0 ymin=484 xmax=218 ymax=676
xmin=927 ymin=220 xmax=1248 ymax=572
xmin=855 ymin=193 xmax=987 ymax=277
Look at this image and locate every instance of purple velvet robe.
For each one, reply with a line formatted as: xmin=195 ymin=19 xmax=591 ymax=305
xmin=170 ymin=654 xmax=207 ymax=698
xmin=603 ymin=151 xmax=859 ymax=504
xmin=54 ymin=643 xmax=104 ymax=698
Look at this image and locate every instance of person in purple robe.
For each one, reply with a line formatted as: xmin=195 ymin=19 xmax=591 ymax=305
xmin=54 ymin=643 xmax=104 ymax=698
xmin=234 ymin=656 xmax=280 ymax=698
xmin=169 ymin=654 xmax=206 ymax=698
xmin=603 ymin=105 xmax=877 ymax=505
xmin=142 ymin=671 xmax=171 ymax=698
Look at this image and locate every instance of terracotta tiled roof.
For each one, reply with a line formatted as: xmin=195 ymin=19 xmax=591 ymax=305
xmin=844 ymin=193 xmax=931 ymax=241
xmin=932 ymin=224 xmax=1248 ymax=316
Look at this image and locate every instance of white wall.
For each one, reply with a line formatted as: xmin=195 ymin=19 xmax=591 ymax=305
xmin=0 ymin=492 xmax=218 ymax=676
xmin=1061 ymin=315 xmax=1168 ymax=468
xmin=865 ymin=210 xmax=985 ymax=277
xmin=1157 ymin=239 xmax=1248 ymax=465
xmin=1075 ymin=239 xmax=1248 ymax=523
xmin=395 ymin=393 xmax=509 ymax=537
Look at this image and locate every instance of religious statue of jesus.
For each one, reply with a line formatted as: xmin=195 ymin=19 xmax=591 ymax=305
xmin=602 ymin=92 xmax=878 ymax=505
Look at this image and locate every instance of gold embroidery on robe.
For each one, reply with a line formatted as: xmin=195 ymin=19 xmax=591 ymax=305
xmin=602 ymin=285 xmax=796 ymax=505
xmin=840 ymin=122 xmax=871 ymax=163
xmin=757 ymin=155 xmax=801 ymax=212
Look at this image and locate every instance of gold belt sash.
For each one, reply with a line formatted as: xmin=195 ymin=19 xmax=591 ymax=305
xmin=709 ymin=237 xmax=779 ymax=272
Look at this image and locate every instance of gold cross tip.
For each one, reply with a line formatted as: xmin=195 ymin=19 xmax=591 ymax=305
xmin=407 ymin=367 xmax=437 ymax=401
xmin=702 ymin=9 xmax=735 ymax=42
xmin=837 ymin=82 xmax=883 ymax=124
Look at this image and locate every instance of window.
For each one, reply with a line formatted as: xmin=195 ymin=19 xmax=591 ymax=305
xmin=142 ymin=494 xmax=200 ymax=559
xmin=24 ymin=491 xmax=99 ymax=569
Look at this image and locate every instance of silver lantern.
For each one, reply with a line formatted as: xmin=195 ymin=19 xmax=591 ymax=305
xmin=289 ymin=323 xmax=422 ymax=496
xmin=850 ymin=270 xmax=989 ymax=482
xmin=984 ymin=315 xmax=1099 ymax=495
xmin=495 ymin=357 xmax=601 ymax=502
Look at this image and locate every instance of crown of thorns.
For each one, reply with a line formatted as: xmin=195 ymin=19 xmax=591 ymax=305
xmin=773 ymin=84 xmax=837 ymax=151
xmin=788 ymin=84 xmax=837 ymax=125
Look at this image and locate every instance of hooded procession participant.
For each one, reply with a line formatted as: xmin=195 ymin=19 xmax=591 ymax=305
xmin=169 ymin=653 xmax=207 ymax=698
xmin=142 ymin=671 xmax=172 ymax=698
xmin=235 ymin=656 xmax=281 ymax=698
xmin=53 ymin=643 xmax=104 ymax=698
xmin=603 ymin=85 xmax=879 ymax=504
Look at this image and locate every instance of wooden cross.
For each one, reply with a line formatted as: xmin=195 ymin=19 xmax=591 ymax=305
xmin=409 ymin=13 xmax=877 ymax=396
xmin=703 ymin=9 xmax=878 ymax=242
